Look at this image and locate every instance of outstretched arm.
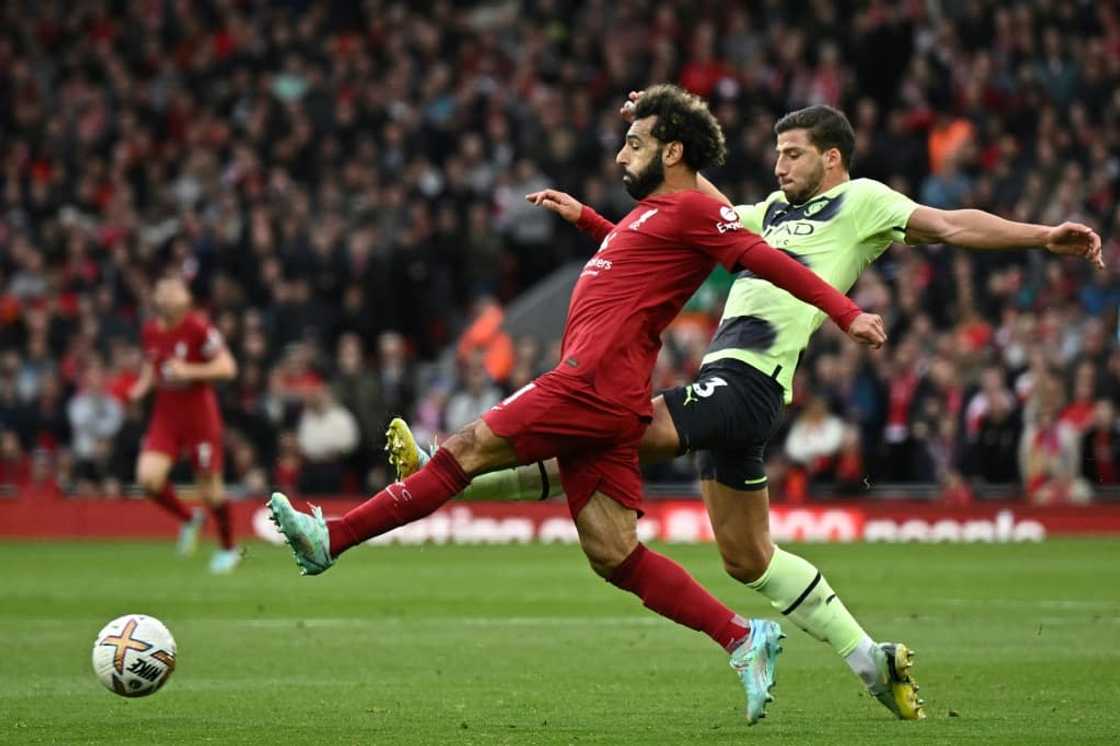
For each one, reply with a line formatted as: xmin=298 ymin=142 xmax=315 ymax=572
xmin=736 ymin=240 xmax=886 ymax=348
xmin=128 ymin=362 xmax=155 ymax=401
xmin=526 ymin=189 xmax=615 ymax=242
xmin=905 ymin=206 xmax=1103 ymax=268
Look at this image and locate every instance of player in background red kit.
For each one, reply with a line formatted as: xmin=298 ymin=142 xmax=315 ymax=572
xmin=129 ymin=276 xmax=240 ymax=574
xmin=267 ymin=85 xmax=886 ymax=724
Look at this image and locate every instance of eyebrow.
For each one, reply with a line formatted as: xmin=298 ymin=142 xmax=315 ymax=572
xmin=626 ymin=133 xmax=643 ymax=145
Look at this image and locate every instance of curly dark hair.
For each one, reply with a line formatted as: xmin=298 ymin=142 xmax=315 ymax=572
xmin=632 ymin=84 xmax=727 ymax=171
xmin=774 ymin=105 xmax=855 ymax=170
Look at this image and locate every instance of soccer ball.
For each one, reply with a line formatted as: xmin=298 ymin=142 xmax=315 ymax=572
xmin=91 ymin=614 xmax=177 ymax=697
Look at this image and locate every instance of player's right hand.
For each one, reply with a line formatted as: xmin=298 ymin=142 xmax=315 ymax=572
xmin=846 ymin=312 xmax=887 ymax=349
xmin=526 ymin=189 xmax=583 ymax=223
xmin=619 ymin=90 xmax=644 ymax=122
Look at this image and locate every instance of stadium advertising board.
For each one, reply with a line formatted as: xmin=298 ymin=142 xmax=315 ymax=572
xmin=3 ymin=497 xmax=1120 ymax=543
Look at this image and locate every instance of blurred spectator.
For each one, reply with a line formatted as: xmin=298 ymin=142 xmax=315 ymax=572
xmin=296 ymin=386 xmax=359 ymax=495
xmin=331 ymin=332 xmax=388 ymax=489
xmin=377 ymin=332 xmax=416 ymax=418
xmin=0 ymin=429 xmax=29 ymax=489
xmin=1082 ymin=400 xmax=1120 ymax=487
xmin=1019 ymin=379 xmax=1090 ymax=504
xmin=445 ymin=358 xmax=503 ymax=435
xmin=456 ymin=298 xmax=514 ymax=385
xmin=970 ymin=391 xmax=1023 ymax=485
xmin=273 ymin=431 xmax=303 ymax=496
xmin=227 ymin=434 xmax=269 ymax=497
xmin=25 ymin=373 xmax=70 ymax=454
xmin=507 ymin=336 xmax=544 ymax=394
xmin=66 ymin=360 xmax=123 ymax=484
xmin=785 ymin=396 xmax=846 ymax=483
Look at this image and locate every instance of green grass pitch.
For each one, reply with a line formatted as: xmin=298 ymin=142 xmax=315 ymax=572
xmin=2 ymin=538 xmax=1118 ymax=744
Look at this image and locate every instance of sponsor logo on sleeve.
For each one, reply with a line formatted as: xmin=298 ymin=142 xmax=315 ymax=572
xmin=716 ymin=205 xmax=742 ymax=233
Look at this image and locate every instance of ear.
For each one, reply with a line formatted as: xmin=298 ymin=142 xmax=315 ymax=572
xmin=662 ymin=141 xmax=684 ymax=167
xmin=825 ymin=147 xmax=843 ymax=170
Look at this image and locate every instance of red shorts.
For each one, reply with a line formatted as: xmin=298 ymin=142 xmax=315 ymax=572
xmin=482 ymin=372 xmax=649 ymax=518
xmin=142 ymin=412 xmax=224 ymax=474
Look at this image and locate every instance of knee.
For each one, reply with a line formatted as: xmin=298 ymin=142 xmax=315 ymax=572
xmin=580 ymin=534 xmax=637 ymax=579
xmin=196 ymin=480 xmax=223 ymax=506
xmin=136 ymin=467 xmax=164 ymax=495
xmin=442 ymin=419 xmax=507 ymax=475
xmin=720 ymin=539 xmax=775 ymax=584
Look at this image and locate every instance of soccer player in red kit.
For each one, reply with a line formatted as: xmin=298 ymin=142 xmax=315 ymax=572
xmin=267 ymin=85 xmax=886 ymax=723
xmin=129 ymin=275 xmax=240 ymax=574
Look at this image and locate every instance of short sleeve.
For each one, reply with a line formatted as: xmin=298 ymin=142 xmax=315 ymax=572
xmin=191 ymin=315 xmax=224 ymax=359
xmin=852 ymin=179 xmax=918 ymax=243
xmin=676 ymin=192 xmax=768 ymax=272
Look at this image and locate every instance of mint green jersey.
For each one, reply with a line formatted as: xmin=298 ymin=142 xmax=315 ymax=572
xmin=702 ymin=178 xmax=918 ymax=403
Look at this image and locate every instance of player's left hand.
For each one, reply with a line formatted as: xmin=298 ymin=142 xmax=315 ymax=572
xmin=846 ymin=313 xmax=887 ymax=349
xmin=619 ymin=90 xmax=644 ymax=122
xmin=163 ymin=359 xmax=193 ymax=382
xmin=1045 ymin=222 xmax=1104 ymax=269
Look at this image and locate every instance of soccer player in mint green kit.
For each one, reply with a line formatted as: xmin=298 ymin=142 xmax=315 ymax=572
xmin=386 ymin=98 xmax=1103 ymax=722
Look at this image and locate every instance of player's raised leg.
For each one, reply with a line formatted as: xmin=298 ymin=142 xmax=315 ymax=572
xmin=136 ymin=450 xmax=204 ymax=556
xmin=386 ymin=417 xmax=564 ymax=501
xmin=700 ymin=476 xmax=924 ymax=720
xmin=574 ymin=490 xmax=782 ymax=724
xmin=269 ymin=417 xmax=517 ymax=575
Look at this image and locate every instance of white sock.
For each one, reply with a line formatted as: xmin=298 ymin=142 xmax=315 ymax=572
xmin=843 ymin=635 xmax=883 ymax=690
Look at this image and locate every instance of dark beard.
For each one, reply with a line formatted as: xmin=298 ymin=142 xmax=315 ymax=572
xmin=622 ymin=153 xmax=665 ymax=200
xmin=782 ymin=162 xmax=826 ymax=205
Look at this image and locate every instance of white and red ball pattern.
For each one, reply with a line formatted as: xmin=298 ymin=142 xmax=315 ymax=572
xmin=91 ymin=615 xmax=177 ymax=697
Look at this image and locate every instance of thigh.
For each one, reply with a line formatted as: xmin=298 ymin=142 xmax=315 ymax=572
xmin=696 ymin=442 xmax=769 ymax=491
xmin=441 ymin=417 xmax=520 ymax=476
xmin=482 ymin=375 xmax=642 ymax=465
xmin=558 ymin=438 xmax=643 ymax=520
xmin=637 ymin=394 xmax=682 ymax=464
xmin=700 ymin=478 xmax=773 ymax=557
xmin=662 ymin=368 xmax=779 ymax=454
xmin=136 ymin=450 xmax=173 ymax=485
xmin=574 ymin=490 xmax=639 ymax=576
xmin=141 ymin=418 xmax=180 ymax=463
xmin=186 ymin=428 xmax=224 ymax=476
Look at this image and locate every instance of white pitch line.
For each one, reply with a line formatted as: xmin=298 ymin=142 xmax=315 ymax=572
xmin=935 ymin=598 xmax=1120 ymax=610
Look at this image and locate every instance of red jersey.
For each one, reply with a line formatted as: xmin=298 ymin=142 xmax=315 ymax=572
xmin=561 ymin=190 xmax=861 ymax=416
xmin=141 ymin=311 xmax=223 ymax=421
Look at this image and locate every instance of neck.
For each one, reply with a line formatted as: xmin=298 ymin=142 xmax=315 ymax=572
xmin=805 ymin=169 xmax=850 ymax=201
xmin=647 ymin=168 xmax=698 ymax=199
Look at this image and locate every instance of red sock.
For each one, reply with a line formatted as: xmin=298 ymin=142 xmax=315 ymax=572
xmin=609 ymin=543 xmax=750 ymax=652
xmin=149 ymin=482 xmax=193 ymax=523
xmin=328 ymin=448 xmax=470 ymax=557
xmin=209 ymin=502 xmax=235 ymax=550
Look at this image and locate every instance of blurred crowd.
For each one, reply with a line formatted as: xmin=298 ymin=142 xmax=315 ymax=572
xmin=2 ymin=0 xmax=1119 ymax=503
